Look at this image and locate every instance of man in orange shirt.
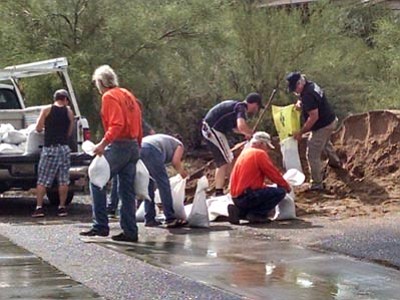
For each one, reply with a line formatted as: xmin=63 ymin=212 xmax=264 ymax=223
xmin=229 ymin=132 xmax=291 ymax=225
xmin=80 ymin=65 xmax=142 ymax=243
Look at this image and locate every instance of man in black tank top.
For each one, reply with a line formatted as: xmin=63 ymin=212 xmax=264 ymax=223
xmin=32 ymin=89 xmax=74 ymax=218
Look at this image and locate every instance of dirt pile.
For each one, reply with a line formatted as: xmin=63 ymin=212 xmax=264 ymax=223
xmin=295 ymin=110 xmax=400 ymax=218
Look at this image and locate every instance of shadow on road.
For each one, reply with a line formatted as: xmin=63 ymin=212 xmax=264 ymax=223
xmin=246 ymin=218 xmax=322 ymax=230
xmin=0 ymin=195 xmax=93 ymax=224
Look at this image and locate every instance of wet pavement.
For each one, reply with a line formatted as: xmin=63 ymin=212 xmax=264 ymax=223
xmin=1 ymin=221 xmax=400 ymax=300
xmin=1 ymin=195 xmax=400 ymax=299
xmin=92 ymin=228 xmax=400 ymax=300
xmin=0 ymin=234 xmax=101 ymax=299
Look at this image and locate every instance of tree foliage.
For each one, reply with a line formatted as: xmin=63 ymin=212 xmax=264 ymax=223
xmin=0 ymin=0 xmax=398 ymax=148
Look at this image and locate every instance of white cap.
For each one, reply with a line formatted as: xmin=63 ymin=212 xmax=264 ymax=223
xmin=251 ymin=131 xmax=275 ymax=149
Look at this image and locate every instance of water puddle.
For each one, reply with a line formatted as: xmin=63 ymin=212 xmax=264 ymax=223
xmin=98 ymin=230 xmax=400 ymax=300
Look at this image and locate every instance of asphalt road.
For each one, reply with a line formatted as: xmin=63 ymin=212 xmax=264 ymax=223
xmin=1 ymin=193 xmax=400 ymax=299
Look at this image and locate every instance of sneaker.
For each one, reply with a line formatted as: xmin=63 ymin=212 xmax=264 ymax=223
xmin=165 ymin=219 xmax=188 ymax=228
xmin=107 ymin=209 xmax=117 ymax=218
xmin=145 ymin=220 xmax=162 ymax=227
xmin=32 ymin=207 xmax=44 ymax=218
xmin=57 ymin=207 xmax=68 ymax=217
xmin=309 ymin=182 xmax=325 ymax=191
xmin=246 ymin=213 xmax=270 ymax=224
xmin=227 ymin=204 xmax=240 ymax=225
xmin=328 ymin=158 xmax=344 ymax=169
xmin=214 ymin=190 xmax=224 ymax=197
xmin=79 ymin=229 xmax=109 ymax=237
xmin=111 ymin=233 xmax=138 ymax=243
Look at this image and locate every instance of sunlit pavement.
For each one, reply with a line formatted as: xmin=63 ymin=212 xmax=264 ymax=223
xmin=1 ymin=219 xmax=400 ymax=300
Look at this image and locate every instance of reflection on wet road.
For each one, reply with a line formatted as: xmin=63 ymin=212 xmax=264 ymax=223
xmin=96 ymin=228 xmax=400 ymax=300
xmin=0 ymin=234 xmax=101 ymax=299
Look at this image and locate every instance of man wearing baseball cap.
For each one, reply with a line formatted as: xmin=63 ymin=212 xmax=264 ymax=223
xmin=201 ymin=92 xmax=263 ymax=197
xmin=32 ymin=89 xmax=74 ymax=218
xmin=286 ymin=72 xmax=342 ymax=191
xmin=228 ymin=131 xmax=291 ymax=225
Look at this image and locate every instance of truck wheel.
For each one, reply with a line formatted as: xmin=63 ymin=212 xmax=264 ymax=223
xmin=46 ymin=191 xmax=74 ymax=206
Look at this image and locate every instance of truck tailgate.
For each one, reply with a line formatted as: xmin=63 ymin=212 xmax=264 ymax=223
xmin=0 ymin=152 xmax=92 ymax=166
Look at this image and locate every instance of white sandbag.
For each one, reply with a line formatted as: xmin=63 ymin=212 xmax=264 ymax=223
xmin=0 ymin=143 xmax=24 ymax=154
xmin=2 ymin=130 xmax=26 ymax=144
xmin=82 ymin=140 xmax=96 ymax=156
xmin=206 ymin=194 xmax=234 ymax=221
xmin=283 ymin=168 xmax=305 ymax=186
xmin=135 ymin=200 xmax=160 ymax=222
xmin=187 ymin=176 xmax=210 ymax=228
xmin=171 ymin=174 xmax=187 ymax=220
xmin=19 ymin=124 xmax=36 ymax=136
xmin=135 ymin=159 xmax=150 ymax=200
xmin=272 ymin=168 xmax=304 ymax=221
xmin=88 ymin=155 xmax=110 ymax=189
xmin=25 ymin=130 xmax=44 ymax=154
xmin=0 ymin=124 xmax=15 ymax=139
xmin=18 ymin=142 xmax=26 ymax=152
xmin=280 ymin=137 xmax=303 ymax=173
xmin=184 ymin=204 xmax=193 ymax=218
xmin=272 ymin=191 xmax=297 ymax=221
xmin=154 ymin=174 xmax=187 ymax=219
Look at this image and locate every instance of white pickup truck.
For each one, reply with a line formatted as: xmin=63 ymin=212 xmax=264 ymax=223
xmin=0 ymin=57 xmax=91 ymax=205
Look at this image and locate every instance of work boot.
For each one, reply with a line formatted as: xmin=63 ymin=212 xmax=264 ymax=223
xmin=227 ymin=204 xmax=240 ymax=225
xmin=111 ymin=232 xmax=138 ymax=243
xmin=246 ymin=213 xmax=270 ymax=224
xmin=79 ymin=229 xmax=109 ymax=237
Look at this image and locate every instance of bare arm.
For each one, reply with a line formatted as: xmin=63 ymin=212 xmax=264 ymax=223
xmin=293 ymin=108 xmax=319 ymax=141
xmin=35 ymin=105 xmax=51 ymax=132
xmin=67 ymin=107 xmax=75 ymax=137
xmin=235 ymin=118 xmax=253 ymax=139
xmin=172 ymin=145 xmax=188 ymax=179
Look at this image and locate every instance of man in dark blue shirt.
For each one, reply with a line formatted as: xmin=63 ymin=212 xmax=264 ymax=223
xmin=286 ymin=72 xmax=342 ymax=191
xmin=202 ymin=93 xmax=263 ymax=196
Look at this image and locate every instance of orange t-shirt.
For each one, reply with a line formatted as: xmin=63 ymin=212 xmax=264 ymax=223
xmin=230 ymin=147 xmax=290 ymax=197
xmin=101 ymin=87 xmax=142 ymax=145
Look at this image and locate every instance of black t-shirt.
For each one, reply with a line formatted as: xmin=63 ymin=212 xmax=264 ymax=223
xmin=300 ymin=81 xmax=336 ymax=131
xmin=204 ymin=100 xmax=247 ymax=134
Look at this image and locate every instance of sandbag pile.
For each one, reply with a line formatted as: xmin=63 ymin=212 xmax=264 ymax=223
xmin=0 ymin=123 xmax=43 ymax=155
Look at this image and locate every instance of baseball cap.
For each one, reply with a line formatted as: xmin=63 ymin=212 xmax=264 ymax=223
xmin=245 ymin=92 xmax=264 ymax=109
xmin=251 ymin=131 xmax=275 ymax=149
xmin=53 ymin=89 xmax=70 ymax=101
xmin=286 ymin=72 xmax=301 ymax=92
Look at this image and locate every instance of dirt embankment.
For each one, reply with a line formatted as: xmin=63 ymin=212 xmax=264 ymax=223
xmin=292 ymin=110 xmax=400 ymax=219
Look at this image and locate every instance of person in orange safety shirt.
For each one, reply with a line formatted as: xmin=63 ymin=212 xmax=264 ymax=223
xmin=228 ymin=131 xmax=291 ymax=225
xmin=80 ymin=65 xmax=142 ymax=244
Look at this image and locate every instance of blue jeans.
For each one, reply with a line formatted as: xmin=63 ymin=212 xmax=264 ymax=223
xmin=233 ymin=187 xmax=286 ymax=217
xmin=90 ymin=140 xmax=139 ymax=238
xmin=107 ymin=175 xmax=119 ymax=212
xmin=140 ymin=144 xmax=175 ymax=223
